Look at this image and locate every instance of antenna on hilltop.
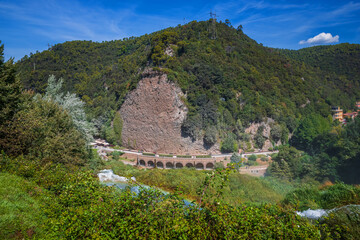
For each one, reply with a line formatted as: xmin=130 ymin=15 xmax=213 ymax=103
xmin=209 ymin=10 xmax=217 ymax=39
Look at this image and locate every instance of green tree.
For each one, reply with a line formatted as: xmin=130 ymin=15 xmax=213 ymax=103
xmin=230 ymin=153 xmax=242 ymax=169
xmin=292 ymin=114 xmax=331 ymax=152
xmin=270 ymin=124 xmax=282 ymax=142
xmin=0 ymin=42 xmax=22 ymax=125
xmin=204 ymin=126 xmax=217 ymax=146
xmin=248 ymin=154 xmax=257 ymax=161
xmin=0 ymin=96 xmax=87 ymax=165
xmin=113 ymin=112 xmax=123 ymax=145
xmin=221 ymin=135 xmax=238 ymax=153
xmin=255 ymin=126 xmax=265 ymax=149
xmin=43 ymin=75 xmax=96 ymax=142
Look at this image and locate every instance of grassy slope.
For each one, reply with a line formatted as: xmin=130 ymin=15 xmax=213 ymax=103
xmin=0 ymin=173 xmax=46 ymax=239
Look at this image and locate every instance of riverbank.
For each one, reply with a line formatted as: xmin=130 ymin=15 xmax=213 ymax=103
xmin=102 ymin=159 xmax=297 ymax=206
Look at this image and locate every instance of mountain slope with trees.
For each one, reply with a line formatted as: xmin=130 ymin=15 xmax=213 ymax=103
xmin=15 ymin=20 xmax=360 ymax=152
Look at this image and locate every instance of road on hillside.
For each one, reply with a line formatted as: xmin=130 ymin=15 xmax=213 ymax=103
xmin=212 ymin=151 xmax=278 ymax=158
xmin=95 ymin=146 xmax=278 ymax=159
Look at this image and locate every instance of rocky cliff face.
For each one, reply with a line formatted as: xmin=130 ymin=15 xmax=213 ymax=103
xmin=120 ymin=68 xmax=220 ymax=154
xmin=244 ymin=118 xmax=281 ymax=151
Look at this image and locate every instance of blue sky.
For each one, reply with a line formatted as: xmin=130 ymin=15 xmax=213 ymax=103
xmin=1 ymin=0 xmax=360 ymax=61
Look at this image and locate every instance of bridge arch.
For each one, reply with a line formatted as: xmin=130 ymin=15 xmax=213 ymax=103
xmin=195 ymin=163 xmax=204 ymax=169
xmin=148 ymin=160 xmax=155 ymax=167
xmin=139 ymin=159 xmax=145 ymax=166
xmin=165 ymin=162 xmax=174 ymax=169
xmin=156 ymin=161 xmax=164 ymax=168
xmin=186 ymin=163 xmax=194 ymax=168
xmin=206 ymin=162 xmax=214 ymax=169
xmin=175 ymin=163 xmax=183 ymax=169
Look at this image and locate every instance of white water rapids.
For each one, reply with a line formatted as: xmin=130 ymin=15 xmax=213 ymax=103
xmin=98 ymin=169 xmax=136 ymax=182
xmin=297 ymin=204 xmax=360 ymax=219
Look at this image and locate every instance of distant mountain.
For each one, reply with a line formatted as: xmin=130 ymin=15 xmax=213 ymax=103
xmin=15 ymin=20 xmax=360 ymax=151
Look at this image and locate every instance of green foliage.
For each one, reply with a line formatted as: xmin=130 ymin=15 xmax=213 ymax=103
xmin=43 ymin=75 xmax=96 ymax=142
xmin=0 ymin=96 xmax=87 ymax=165
xmin=143 ymin=152 xmax=155 ymax=156
xmin=203 ymin=126 xmax=217 ymax=146
xmin=220 ymin=134 xmax=238 ymax=153
xmin=2 ymin=150 xmax=353 ymax=239
xmin=15 ymin=22 xmax=360 ymax=149
xmin=0 ymin=173 xmax=46 ymax=239
xmin=268 ymin=146 xmax=315 ymax=180
xmin=245 ymin=160 xmax=258 ymax=166
xmin=112 ymin=150 xmax=123 ymax=160
xmin=181 ymin=114 xmax=202 ymax=140
xmin=112 ymin=111 xmax=123 ymax=145
xmin=279 ymin=43 xmax=360 ymax=101
xmin=282 ymin=183 xmax=360 ymax=211
xmin=195 ymin=155 xmax=211 ymax=158
xmin=230 ymin=153 xmax=242 ymax=169
xmin=319 ymin=205 xmax=360 ymax=239
xmin=151 ymin=30 xmax=179 ymax=65
xmin=270 ymin=123 xmax=282 ymax=142
xmin=0 ymin=42 xmax=23 ymax=125
xmin=254 ymin=125 xmax=265 ymax=148
xmin=248 ymin=154 xmax=257 ymax=161
xmin=104 ymin=160 xmax=296 ymax=206
xmin=291 ymin=113 xmax=331 ymax=152
xmin=282 ymin=187 xmax=321 ymax=210
xmin=102 ymin=125 xmax=117 ymax=144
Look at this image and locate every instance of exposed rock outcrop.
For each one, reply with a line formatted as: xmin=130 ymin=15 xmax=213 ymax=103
xmin=120 ymin=68 xmax=220 ymax=154
xmin=244 ymin=118 xmax=282 ymax=151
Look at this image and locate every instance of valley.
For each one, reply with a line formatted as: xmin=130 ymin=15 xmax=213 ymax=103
xmin=1 ymin=17 xmax=360 ymax=239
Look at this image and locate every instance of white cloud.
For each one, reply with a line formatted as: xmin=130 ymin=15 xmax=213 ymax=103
xmin=299 ymin=32 xmax=339 ymax=45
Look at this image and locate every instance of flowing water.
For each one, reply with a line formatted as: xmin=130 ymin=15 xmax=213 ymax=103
xmin=297 ymin=204 xmax=360 ymax=219
xmin=98 ymin=169 xmax=192 ymax=206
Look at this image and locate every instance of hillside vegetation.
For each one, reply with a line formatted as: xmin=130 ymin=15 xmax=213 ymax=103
xmin=279 ymin=43 xmax=360 ymax=91
xmin=16 ymin=20 xmax=360 ymax=150
xmin=1 ymin=35 xmax=360 ymax=238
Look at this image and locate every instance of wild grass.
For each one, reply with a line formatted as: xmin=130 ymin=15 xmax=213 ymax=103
xmin=0 ymin=173 xmax=46 ymax=239
xmin=103 ymin=160 xmax=297 ymax=206
xmin=282 ymin=183 xmax=360 ymax=210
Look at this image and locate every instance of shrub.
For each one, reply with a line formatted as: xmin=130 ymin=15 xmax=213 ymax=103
xmin=112 ymin=151 xmax=123 ymax=160
xmin=204 ymin=126 xmax=217 ymax=145
xmin=248 ymin=154 xmax=257 ymax=161
xmin=221 ymin=135 xmax=238 ymax=153
xmin=143 ymin=152 xmax=156 ymax=156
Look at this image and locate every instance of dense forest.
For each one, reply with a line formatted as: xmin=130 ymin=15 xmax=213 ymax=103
xmin=1 ymin=19 xmax=360 ymax=239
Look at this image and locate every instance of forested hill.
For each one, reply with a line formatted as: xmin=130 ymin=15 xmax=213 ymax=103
xmin=15 ymin=20 xmax=360 ymax=147
xmin=278 ymin=43 xmax=360 ymax=84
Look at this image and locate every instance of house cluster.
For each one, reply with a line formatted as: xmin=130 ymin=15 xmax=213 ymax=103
xmin=90 ymin=139 xmax=111 ymax=148
xmin=332 ymin=101 xmax=360 ymax=123
xmin=90 ymin=139 xmax=113 ymax=160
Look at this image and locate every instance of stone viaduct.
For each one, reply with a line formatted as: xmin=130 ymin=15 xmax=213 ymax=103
xmin=137 ymin=155 xmax=222 ymax=170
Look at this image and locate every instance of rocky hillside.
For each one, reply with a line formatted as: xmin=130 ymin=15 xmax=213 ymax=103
xmin=120 ymin=68 xmax=219 ymax=154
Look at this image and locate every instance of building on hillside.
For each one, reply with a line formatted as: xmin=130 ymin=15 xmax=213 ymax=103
xmin=343 ymin=112 xmax=358 ymax=121
xmin=356 ymin=101 xmax=360 ymax=111
xmin=331 ymin=106 xmax=343 ymax=122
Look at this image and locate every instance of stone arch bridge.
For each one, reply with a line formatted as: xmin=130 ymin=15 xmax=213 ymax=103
xmin=137 ymin=155 xmax=218 ymax=170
